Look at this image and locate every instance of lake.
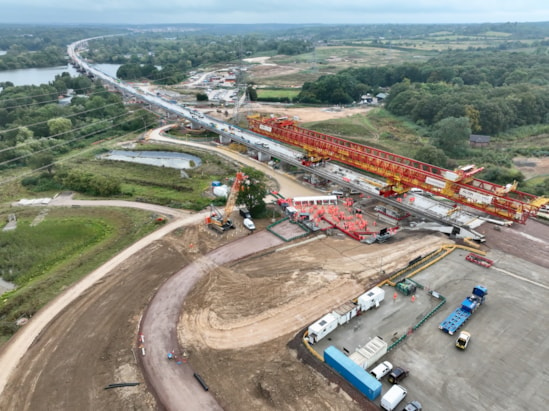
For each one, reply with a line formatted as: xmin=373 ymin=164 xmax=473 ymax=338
xmin=97 ymin=150 xmax=202 ymax=169
xmin=0 ymin=63 xmax=121 ymax=87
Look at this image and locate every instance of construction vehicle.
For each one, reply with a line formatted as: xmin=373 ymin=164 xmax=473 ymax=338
xmin=456 ymin=331 xmax=471 ymax=350
xmin=247 ymin=115 xmax=547 ymax=224
xmin=439 ymin=285 xmax=487 ymax=335
xmin=206 ymin=171 xmax=247 ymax=232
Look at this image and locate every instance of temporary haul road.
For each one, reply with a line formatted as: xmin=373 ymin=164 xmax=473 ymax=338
xmin=140 ymin=231 xmax=285 ymax=411
xmin=0 ymin=132 xmax=320 ymax=410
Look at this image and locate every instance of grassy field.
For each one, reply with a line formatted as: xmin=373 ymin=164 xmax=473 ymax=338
xmin=53 ymin=143 xmax=239 ymax=210
xmin=302 ymin=108 xmax=427 ymax=155
xmin=257 ymin=88 xmax=301 ymax=100
xmin=0 ymin=138 xmax=246 ymax=344
xmin=0 ymin=207 xmax=158 ymax=344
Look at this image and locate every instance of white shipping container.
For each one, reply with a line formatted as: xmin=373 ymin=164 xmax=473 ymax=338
xmin=357 ymin=286 xmax=385 ymax=312
xmin=308 ymin=313 xmax=339 ymax=344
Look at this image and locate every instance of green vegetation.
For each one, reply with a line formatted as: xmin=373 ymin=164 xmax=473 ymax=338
xmin=0 ymin=207 xmax=158 ymax=343
xmin=0 ymin=25 xmax=119 ymax=70
xmin=256 ymin=88 xmax=300 ymax=103
xmin=19 ymin=143 xmax=240 ymax=210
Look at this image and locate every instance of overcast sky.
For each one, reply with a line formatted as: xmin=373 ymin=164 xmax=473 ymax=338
xmin=1 ymin=0 xmax=548 ymax=25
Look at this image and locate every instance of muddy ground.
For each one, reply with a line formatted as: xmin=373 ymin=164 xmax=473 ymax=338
xmin=0 ymin=204 xmax=450 ymax=411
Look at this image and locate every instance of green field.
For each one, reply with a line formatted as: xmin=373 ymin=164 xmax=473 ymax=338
xmin=257 ymin=89 xmax=301 ymax=99
xmin=302 ymin=108 xmax=426 ymax=155
xmin=0 ymin=207 xmax=158 ymax=344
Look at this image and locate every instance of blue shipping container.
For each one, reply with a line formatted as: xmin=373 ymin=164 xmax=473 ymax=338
xmin=324 ymin=346 xmax=382 ymax=401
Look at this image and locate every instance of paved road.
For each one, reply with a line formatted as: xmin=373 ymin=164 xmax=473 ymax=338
xmin=139 ymin=129 xmax=322 ymax=409
xmin=140 ymin=231 xmax=285 ymax=410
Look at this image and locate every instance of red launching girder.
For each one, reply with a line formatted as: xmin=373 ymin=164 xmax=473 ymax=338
xmin=248 ymin=116 xmax=542 ymax=223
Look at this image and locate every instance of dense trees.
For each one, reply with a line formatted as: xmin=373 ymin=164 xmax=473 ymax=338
xmin=431 ymin=117 xmax=471 ymax=158
xmin=236 ymin=167 xmax=268 ymax=217
xmin=297 ymin=50 xmax=549 ymax=136
xmin=0 ymin=74 xmax=151 ymax=172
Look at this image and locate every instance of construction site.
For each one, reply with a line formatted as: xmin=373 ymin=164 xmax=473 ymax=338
xmin=1 ymin=49 xmax=549 ymax=411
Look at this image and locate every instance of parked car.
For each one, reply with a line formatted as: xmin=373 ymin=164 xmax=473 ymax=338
xmin=402 ymin=400 xmax=422 ymax=411
xmin=239 ymin=207 xmax=251 ymax=219
xmin=455 ymin=330 xmax=471 ymax=350
xmin=370 ymin=361 xmax=393 ymax=380
xmin=388 ymin=367 xmax=409 ymax=384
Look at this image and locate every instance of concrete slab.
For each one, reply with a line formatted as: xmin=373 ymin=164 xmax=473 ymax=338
xmin=312 ymin=247 xmax=549 ymax=410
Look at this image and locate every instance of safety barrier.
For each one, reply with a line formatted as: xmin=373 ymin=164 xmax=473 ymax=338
xmin=387 ymin=279 xmax=447 ymax=352
xmin=302 ymin=330 xmax=325 ymax=362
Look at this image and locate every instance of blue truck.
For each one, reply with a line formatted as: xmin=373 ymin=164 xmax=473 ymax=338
xmin=439 ymin=285 xmax=487 ymax=335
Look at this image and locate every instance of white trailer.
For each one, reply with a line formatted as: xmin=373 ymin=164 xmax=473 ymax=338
xmin=357 ymin=286 xmax=385 ymax=312
xmin=348 ymin=336 xmax=388 ymax=370
xmin=307 ymin=313 xmax=338 ymax=344
xmin=332 ymin=301 xmax=360 ymax=325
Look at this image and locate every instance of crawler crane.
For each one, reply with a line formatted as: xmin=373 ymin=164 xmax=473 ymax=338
xmin=206 ymin=171 xmax=247 ymax=232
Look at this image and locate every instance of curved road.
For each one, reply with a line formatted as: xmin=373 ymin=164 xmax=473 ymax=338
xmin=139 ymin=129 xmax=321 ymax=410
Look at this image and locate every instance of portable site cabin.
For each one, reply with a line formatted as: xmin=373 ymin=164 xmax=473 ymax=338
xmin=357 ymin=286 xmax=385 ymax=312
xmin=348 ymin=336 xmax=388 ymax=370
xmin=308 ymin=313 xmax=338 ymax=344
xmin=332 ymin=301 xmax=360 ymax=325
xmin=292 ymin=195 xmax=338 ymax=208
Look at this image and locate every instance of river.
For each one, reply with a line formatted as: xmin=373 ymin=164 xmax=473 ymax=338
xmin=0 ymin=63 xmax=121 ymax=87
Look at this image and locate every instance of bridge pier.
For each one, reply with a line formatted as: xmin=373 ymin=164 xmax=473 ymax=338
xmin=189 ymin=120 xmax=202 ymax=130
xmin=219 ymin=134 xmax=232 ymax=144
xmin=258 ymin=151 xmax=271 ymax=162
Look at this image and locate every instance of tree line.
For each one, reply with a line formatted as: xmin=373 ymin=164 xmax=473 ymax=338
xmin=298 ymin=50 xmax=549 ymax=135
xmin=104 ymin=35 xmax=313 ymax=84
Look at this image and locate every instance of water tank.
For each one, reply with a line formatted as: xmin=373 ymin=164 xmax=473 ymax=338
xmin=213 ymin=185 xmax=228 ymax=198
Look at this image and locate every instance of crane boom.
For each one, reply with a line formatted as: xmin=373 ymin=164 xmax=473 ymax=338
xmin=248 ymin=116 xmax=546 ymax=224
xmin=223 ymin=171 xmax=246 ymax=224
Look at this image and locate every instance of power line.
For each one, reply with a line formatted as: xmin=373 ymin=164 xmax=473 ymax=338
xmin=0 ymin=102 xmax=121 ymax=138
xmin=0 ymin=108 xmax=151 ymax=156
xmin=0 ymin=112 xmax=131 ymax=168
xmin=0 ymin=125 xmax=149 ymax=186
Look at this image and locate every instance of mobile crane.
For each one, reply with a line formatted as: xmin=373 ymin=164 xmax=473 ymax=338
xmin=206 ymin=171 xmax=247 ymax=232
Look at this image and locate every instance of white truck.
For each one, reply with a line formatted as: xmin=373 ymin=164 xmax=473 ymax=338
xmin=370 ymin=361 xmax=393 ymax=380
xmin=381 ymin=384 xmax=407 ymax=411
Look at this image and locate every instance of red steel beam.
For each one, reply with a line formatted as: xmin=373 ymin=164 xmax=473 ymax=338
xmin=248 ymin=116 xmax=540 ymax=223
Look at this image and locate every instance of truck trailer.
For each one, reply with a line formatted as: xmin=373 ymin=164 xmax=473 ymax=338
xmin=324 ymin=346 xmax=382 ymax=401
xmin=439 ymin=285 xmax=487 ymax=335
